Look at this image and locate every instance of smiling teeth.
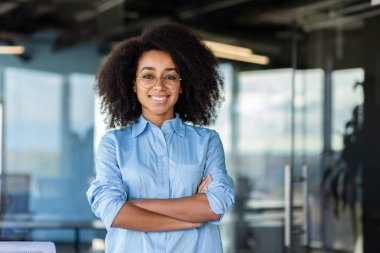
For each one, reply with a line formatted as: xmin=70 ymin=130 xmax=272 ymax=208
xmin=151 ymin=96 xmax=167 ymax=101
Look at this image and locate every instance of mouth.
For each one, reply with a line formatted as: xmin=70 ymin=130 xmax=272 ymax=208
xmin=149 ymin=95 xmax=169 ymax=104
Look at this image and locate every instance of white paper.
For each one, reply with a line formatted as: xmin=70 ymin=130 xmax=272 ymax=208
xmin=0 ymin=242 xmax=56 ymax=253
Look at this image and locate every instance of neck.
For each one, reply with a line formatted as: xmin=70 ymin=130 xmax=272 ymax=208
xmin=143 ymin=113 xmax=175 ymax=128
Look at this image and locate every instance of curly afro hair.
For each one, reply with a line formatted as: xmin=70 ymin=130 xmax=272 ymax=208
xmin=97 ymin=22 xmax=224 ymax=128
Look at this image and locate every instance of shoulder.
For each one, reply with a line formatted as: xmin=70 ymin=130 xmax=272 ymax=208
xmin=103 ymin=126 xmax=132 ymax=138
xmin=184 ymin=123 xmax=220 ymax=140
xmin=98 ymin=126 xmax=133 ymax=146
xmin=96 ymin=127 xmax=133 ymax=158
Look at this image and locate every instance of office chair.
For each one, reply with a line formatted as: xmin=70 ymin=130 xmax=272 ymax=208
xmin=0 ymin=241 xmax=56 ymax=253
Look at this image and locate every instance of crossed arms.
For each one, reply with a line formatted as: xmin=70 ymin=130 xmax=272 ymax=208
xmin=111 ymin=176 xmax=218 ymax=232
xmin=87 ymin=130 xmax=234 ymax=232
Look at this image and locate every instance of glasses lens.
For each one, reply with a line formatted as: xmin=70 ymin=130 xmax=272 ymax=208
xmin=162 ymin=74 xmax=180 ymax=86
xmin=138 ymin=73 xmax=156 ymax=88
xmin=137 ymin=73 xmax=181 ymax=88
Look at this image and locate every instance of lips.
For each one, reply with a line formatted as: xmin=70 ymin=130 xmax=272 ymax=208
xmin=149 ymin=95 xmax=169 ymax=103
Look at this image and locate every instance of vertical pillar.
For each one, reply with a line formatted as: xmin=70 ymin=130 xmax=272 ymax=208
xmin=321 ymin=29 xmax=334 ymax=249
xmin=230 ymin=63 xmax=239 ymax=253
xmin=285 ymin=19 xmax=298 ymax=253
xmin=362 ymin=18 xmax=380 ymax=253
xmin=60 ymin=76 xmax=70 ymax=177
xmin=0 ymin=65 xmax=4 ymax=213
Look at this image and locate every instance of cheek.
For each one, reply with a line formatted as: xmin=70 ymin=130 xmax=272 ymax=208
xmin=171 ymin=90 xmax=181 ymax=103
xmin=135 ymin=88 xmax=146 ymax=104
xmin=136 ymin=92 xmax=145 ymax=104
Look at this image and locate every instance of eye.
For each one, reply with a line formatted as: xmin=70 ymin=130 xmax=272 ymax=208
xmin=141 ymin=73 xmax=155 ymax=80
xmin=163 ymin=75 xmax=178 ymax=81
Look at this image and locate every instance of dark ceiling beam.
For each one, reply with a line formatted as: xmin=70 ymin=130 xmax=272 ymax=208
xmin=304 ymin=5 xmax=380 ymax=31
xmin=237 ymin=0 xmax=358 ymax=25
xmin=98 ymin=16 xmax=173 ymax=43
xmin=178 ymin=0 xmax=252 ymax=20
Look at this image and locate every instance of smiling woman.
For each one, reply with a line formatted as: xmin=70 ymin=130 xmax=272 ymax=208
xmin=133 ymin=50 xmax=182 ymax=127
xmin=86 ymin=23 xmax=235 ymax=253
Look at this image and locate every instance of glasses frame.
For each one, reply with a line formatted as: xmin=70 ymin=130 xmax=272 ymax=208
xmin=136 ymin=73 xmax=182 ymax=89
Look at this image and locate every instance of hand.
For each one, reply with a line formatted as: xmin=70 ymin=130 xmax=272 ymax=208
xmin=197 ymin=175 xmax=212 ymax=194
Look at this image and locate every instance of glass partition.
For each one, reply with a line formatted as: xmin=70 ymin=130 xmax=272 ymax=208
xmin=2 ymin=67 xmax=96 ymax=242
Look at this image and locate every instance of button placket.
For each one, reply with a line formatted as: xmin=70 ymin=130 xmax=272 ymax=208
xmin=153 ymin=127 xmax=170 ymax=198
xmin=159 ymin=124 xmax=172 ymax=251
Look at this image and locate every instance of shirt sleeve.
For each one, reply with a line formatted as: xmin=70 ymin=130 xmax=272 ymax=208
xmin=86 ymin=131 xmax=128 ymax=230
xmin=204 ymin=130 xmax=235 ymax=225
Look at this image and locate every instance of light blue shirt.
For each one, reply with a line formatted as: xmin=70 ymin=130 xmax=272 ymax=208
xmin=87 ymin=114 xmax=235 ymax=253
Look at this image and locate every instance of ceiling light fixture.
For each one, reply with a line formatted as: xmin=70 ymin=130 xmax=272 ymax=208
xmin=0 ymin=46 xmax=25 ymax=55
xmin=204 ymin=40 xmax=270 ymax=65
xmin=372 ymin=0 xmax=380 ymax=6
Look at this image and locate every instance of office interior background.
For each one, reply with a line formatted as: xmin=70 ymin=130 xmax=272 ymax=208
xmin=0 ymin=0 xmax=380 ymax=252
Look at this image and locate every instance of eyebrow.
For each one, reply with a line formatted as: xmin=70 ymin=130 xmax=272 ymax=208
xmin=139 ymin=67 xmax=178 ymax=72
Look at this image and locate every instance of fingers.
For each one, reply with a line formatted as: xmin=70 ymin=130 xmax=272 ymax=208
xmin=197 ymin=175 xmax=212 ymax=194
xmin=198 ymin=178 xmax=207 ymax=193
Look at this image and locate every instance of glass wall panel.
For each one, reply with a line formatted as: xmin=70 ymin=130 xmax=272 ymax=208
xmin=2 ymin=67 xmax=95 ymax=241
xmin=295 ymin=69 xmax=324 ymax=246
xmin=332 ymin=69 xmax=364 ymax=151
xmin=234 ymin=69 xmax=292 ymax=253
xmin=326 ymin=68 xmax=365 ymax=250
xmin=214 ymin=63 xmax=234 ymax=253
xmin=230 ymin=68 xmax=324 ymax=253
xmin=238 ymin=69 xmax=291 ymax=203
xmin=300 ymin=20 xmax=373 ymax=253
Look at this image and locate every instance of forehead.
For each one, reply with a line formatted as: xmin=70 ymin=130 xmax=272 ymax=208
xmin=137 ymin=50 xmax=176 ymax=70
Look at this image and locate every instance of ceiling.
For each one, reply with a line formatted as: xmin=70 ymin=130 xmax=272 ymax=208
xmin=1 ymin=0 xmax=379 ymax=67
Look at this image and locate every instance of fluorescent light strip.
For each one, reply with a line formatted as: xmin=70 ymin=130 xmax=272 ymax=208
xmin=204 ymin=40 xmax=269 ymax=65
xmin=213 ymin=50 xmax=270 ymax=65
xmin=204 ymin=40 xmax=252 ymax=56
xmin=0 ymin=46 xmax=25 ymax=55
xmin=372 ymin=0 xmax=380 ymax=6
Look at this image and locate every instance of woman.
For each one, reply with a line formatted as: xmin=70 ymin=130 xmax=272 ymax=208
xmin=87 ymin=23 xmax=235 ymax=253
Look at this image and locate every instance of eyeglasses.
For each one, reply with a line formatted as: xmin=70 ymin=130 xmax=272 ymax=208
xmin=136 ymin=73 xmax=182 ymax=89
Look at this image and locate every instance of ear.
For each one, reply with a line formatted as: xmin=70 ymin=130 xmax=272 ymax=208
xmin=133 ymin=84 xmax=137 ymax=93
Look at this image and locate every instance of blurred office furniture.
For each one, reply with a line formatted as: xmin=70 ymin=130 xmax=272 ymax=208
xmin=0 ymin=174 xmax=31 ymax=240
xmin=0 ymin=174 xmax=30 ymax=214
xmin=0 ymin=241 xmax=56 ymax=253
xmin=0 ymin=219 xmax=105 ymax=253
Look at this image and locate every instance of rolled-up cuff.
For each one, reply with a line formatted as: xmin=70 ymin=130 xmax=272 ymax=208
xmin=205 ymin=190 xmax=234 ymax=224
xmin=103 ymin=200 xmax=126 ymax=230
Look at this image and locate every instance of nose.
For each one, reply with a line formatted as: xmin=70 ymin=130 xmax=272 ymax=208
xmin=152 ymin=77 xmax=166 ymax=90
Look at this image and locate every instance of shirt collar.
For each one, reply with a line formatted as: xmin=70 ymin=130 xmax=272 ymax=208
xmin=131 ymin=115 xmax=149 ymax=138
xmin=131 ymin=113 xmax=186 ymax=138
xmin=170 ymin=113 xmax=186 ymax=137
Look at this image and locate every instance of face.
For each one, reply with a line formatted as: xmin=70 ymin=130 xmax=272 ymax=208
xmin=134 ymin=50 xmax=181 ymax=126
